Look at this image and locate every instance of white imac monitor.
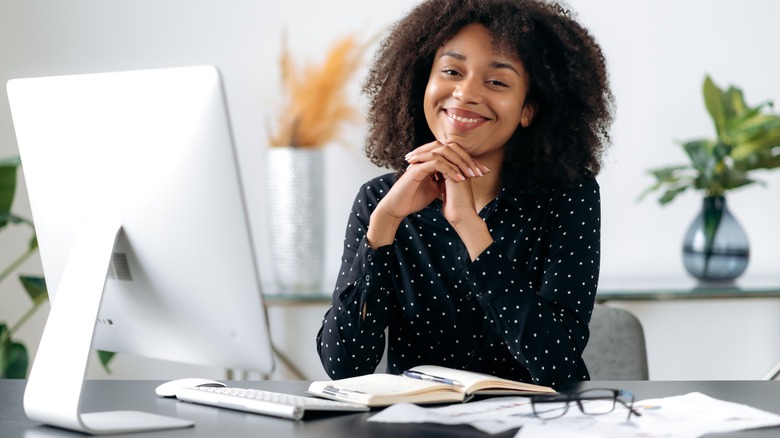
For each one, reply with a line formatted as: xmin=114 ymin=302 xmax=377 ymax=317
xmin=7 ymin=65 xmax=275 ymax=434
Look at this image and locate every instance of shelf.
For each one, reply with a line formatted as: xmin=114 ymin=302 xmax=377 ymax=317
xmin=596 ymin=275 xmax=780 ymax=302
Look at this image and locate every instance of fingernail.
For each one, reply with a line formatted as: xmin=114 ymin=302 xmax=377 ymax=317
xmin=468 ymin=168 xmax=476 ymax=178
xmin=458 ymin=174 xmax=466 ymax=181
xmin=475 ymin=167 xmax=484 ymax=177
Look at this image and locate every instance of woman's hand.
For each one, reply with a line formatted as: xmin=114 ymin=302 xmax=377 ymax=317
xmin=405 ymin=141 xmax=490 ymax=182
xmin=366 ymin=141 xmax=448 ymax=248
xmin=405 ymin=142 xmax=489 ymax=223
xmin=367 ymin=141 xmax=493 ymax=258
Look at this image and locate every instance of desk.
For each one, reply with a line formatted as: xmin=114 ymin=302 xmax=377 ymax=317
xmin=2 ymin=379 xmax=780 ymax=437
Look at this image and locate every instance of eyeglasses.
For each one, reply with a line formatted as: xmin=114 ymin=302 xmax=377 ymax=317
xmin=530 ymin=388 xmax=641 ymax=421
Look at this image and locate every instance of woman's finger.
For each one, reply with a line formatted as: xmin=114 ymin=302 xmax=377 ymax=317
xmin=441 ymin=142 xmax=484 ymax=177
xmin=473 ymin=159 xmax=492 ymax=175
xmin=407 ymin=158 xmax=466 ymax=182
xmin=408 ymin=142 xmax=481 ymax=179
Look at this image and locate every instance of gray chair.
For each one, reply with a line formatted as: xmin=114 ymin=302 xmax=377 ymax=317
xmin=582 ymin=304 xmax=649 ymax=380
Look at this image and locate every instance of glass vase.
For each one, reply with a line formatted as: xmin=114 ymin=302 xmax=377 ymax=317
xmin=682 ymin=196 xmax=749 ymax=282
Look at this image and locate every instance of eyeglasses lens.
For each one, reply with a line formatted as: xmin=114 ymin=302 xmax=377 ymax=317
xmin=531 ymin=399 xmax=569 ymax=420
xmin=577 ymin=389 xmax=618 ymax=415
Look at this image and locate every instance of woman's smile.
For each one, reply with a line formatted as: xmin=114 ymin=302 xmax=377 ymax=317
xmin=445 ymin=107 xmax=490 ymax=131
xmin=424 ymin=23 xmax=535 ymax=161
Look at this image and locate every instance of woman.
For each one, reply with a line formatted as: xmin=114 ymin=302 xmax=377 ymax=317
xmin=317 ymin=0 xmax=613 ymax=389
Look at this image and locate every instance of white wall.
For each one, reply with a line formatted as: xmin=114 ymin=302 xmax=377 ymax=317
xmin=1 ymin=0 xmax=778 ymax=381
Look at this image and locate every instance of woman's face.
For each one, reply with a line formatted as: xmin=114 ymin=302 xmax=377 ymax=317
xmin=423 ymin=24 xmax=534 ymax=163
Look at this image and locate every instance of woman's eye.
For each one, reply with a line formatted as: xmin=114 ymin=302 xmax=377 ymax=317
xmin=488 ymin=80 xmax=508 ymax=87
xmin=442 ymin=69 xmax=461 ymax=77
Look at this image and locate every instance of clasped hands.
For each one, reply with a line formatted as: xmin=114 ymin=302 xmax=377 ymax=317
xmin=367 ymin=140 xmax=494 ymax=255
xmin=402 ymin=140 xmax=491 ymax=221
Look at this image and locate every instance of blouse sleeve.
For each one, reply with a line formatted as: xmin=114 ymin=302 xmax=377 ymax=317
xmin=316 ymin=183 xmax=395 ymax=379
xmin=463 ymin=179 xmax=601 ymax=388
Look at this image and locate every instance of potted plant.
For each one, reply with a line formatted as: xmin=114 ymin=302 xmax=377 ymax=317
xmin=640 ymin=76 xmax=780 ymax=281
xmin=0 ymin=156 xmax=47 ymax=378
xmin=1 ymin=155 xmax=114 ymax=377
xmin=265 ymin=33 xmax=370 ymax=293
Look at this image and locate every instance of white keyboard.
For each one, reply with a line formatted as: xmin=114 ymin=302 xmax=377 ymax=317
xmin=175 ymin=386 xmax=369 ymax=420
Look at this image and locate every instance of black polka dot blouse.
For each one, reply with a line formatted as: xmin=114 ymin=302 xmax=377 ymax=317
xmin=316 ymin=172 xmax=600 ymax=389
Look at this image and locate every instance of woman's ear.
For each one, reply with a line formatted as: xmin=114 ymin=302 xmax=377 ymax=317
xmin=520 ymin=103 xmax=537 ymax=128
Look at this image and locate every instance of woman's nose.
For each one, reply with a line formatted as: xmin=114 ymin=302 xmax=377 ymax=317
xmin=452 ymin=76 xmax=482 ymax=103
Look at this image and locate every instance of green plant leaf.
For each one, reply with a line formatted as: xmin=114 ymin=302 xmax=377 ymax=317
xmin=742 ymin=153 xmax=780 ymax=171
xmin=732 ymin=115 xmax=780 ymax=147
xmin=732 ymin=142 xmax=780 ymax=170
xmin=682 ymin=139 xmax=717 ymax=174
xmin=0 ymin=156 xmax=21 ymax=166
xmin=28 ymin=234 xmax=39 ymax=251
xmin=711 ymin=140 xmax=731 ymax=163
xmin=658 ymin=185 xmax=690 ymax=205
xmin=639 ymin=76 xmax=780 ymax=204
xmin=19 ymin=275 xmax=48 ymax=305
xmin=725 ymin=86 xmax=747 ymax=118
xmin=638 ymin=165 xmax=698 ymax=204
xmin=0 ymin=158 xmax=20 ymax=229
xmin=719 ymin=169 xmax=756 ymax=192
xmin=0 ymin=323 xmax=29 ymax=379
xmin=649 ymin=165 xmax=691 ymax=181
xmin=97 ymin=350 xmax=116 ymax=374
xmin=703 ymin=76 xmax=729 ymax=138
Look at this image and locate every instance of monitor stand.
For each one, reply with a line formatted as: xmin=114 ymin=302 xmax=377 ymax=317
xmin=23 ymin=218 xmax=193 ymax=434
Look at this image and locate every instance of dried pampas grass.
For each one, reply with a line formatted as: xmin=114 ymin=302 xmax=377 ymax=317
xmin=269 ymin=33 xmax=371 ymax=148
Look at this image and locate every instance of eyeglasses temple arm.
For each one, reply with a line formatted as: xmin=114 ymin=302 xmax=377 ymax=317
xmin=619 ymin=399 xmax=642 ymax=418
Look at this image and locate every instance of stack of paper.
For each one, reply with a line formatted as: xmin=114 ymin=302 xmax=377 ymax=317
xmin=368 ymin=392 xmax=780 ymax=437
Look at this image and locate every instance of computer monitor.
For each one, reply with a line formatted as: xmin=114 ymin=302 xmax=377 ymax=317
xmin=7 ymin=65 xmax=275 ymax=434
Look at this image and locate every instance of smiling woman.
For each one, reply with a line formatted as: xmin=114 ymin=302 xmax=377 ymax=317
xmin=316 ymin=0 xmax=614 ymax=390
xmin=423 ymin=24 xmax=534 ymax=172
xmin=419 ymin=23 xmax=535 ymax=218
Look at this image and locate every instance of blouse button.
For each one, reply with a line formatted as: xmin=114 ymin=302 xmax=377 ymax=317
xmin=465 ymin=292 xmax=473 ymax=301
xmin=476 ymin=292 xmax=484 ymax=300
xmin=367 ymin=254 xmax=373 ymax=262
xmin=365 ymin=275 xmax=371 ymax=282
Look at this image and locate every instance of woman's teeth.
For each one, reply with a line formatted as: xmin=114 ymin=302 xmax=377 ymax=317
xmin=448 ymin=112 xmax=481 ymax=123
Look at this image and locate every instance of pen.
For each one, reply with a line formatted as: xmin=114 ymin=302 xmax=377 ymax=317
xmin=403 ymin=370 xmax=463 ymax=387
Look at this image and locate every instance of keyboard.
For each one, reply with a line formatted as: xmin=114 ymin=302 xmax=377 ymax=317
xmin=175 ymin=386 xmax=369 ymax=420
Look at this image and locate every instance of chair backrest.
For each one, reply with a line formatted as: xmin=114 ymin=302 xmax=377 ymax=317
xmin=582 ymin=304 xmax=649 ymax=380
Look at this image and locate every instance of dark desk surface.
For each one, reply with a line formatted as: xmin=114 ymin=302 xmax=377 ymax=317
xmin=3 ymin=379 xmax=780 ymax=438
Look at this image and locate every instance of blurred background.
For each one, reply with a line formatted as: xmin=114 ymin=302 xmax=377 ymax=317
xmin=1 ymin=0 xmax=778 ymax=381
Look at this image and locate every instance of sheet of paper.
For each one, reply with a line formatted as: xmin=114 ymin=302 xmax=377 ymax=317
xmin=368 ymin=396 xmax=537 ymax=434
xmin=516 ymin=392 xmax=780 ymax=438
xmin=368 ymin=392 xmax=780 ymax=437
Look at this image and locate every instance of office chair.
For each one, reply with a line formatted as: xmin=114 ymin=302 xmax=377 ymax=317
xmin=582 ymin=304 xmax=650 ymax=380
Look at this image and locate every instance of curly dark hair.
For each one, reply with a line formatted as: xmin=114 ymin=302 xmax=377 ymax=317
xmin=362 ymin=0 xmax=613 ymax=191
